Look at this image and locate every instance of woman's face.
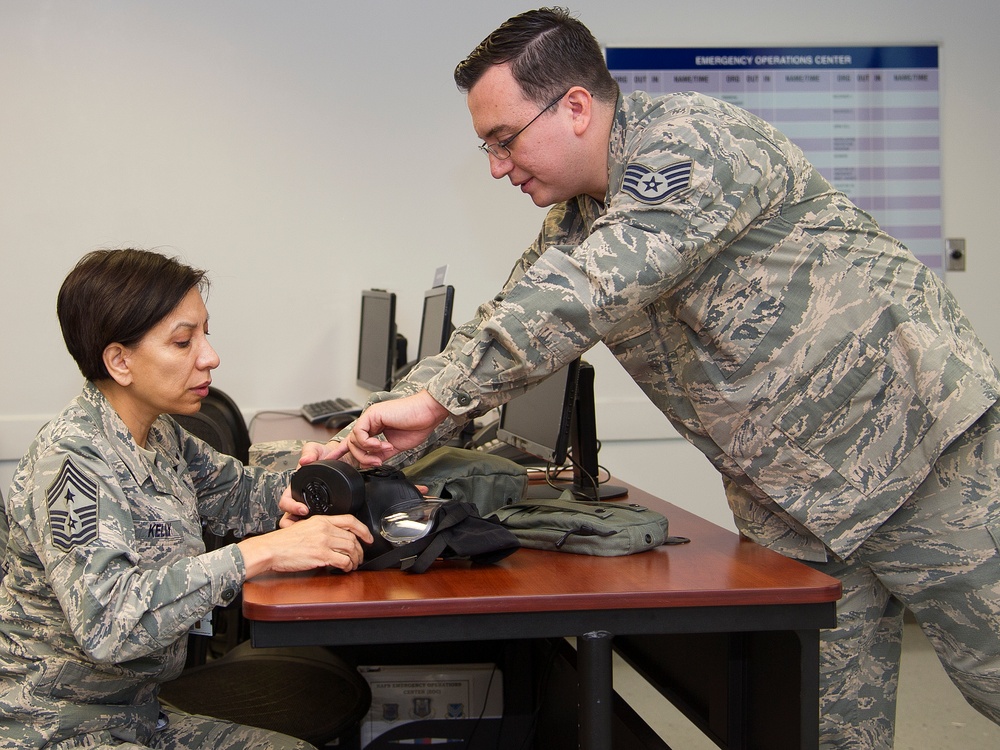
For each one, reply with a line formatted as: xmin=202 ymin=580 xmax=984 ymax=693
xmin=120 ymin=287 xmax=220 ymax=422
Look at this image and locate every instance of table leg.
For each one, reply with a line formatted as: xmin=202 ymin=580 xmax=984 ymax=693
xmin=578 ymin=630 xmax=614 ymax=750
xmin=797 ymin=628 xmax=822 ymax=749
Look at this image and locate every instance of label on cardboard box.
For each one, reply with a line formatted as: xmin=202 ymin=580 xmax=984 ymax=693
xmin=358 ymin=663 xmax=503 ymax=747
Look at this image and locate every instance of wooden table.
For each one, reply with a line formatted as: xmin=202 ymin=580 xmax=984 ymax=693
xmin=242 ymin=453 xmax=841 ymax=749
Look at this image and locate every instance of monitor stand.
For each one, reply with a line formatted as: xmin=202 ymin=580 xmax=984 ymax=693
xmin=525 ymin=478 xmax=628 ymax=501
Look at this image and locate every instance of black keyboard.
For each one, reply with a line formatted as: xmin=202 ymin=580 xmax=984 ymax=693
xmin=300 ymin=397 xmax=360 ymax=424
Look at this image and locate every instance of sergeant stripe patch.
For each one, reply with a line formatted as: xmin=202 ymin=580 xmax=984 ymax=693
xmin=622 ymin=160 xmax=693 ymax=204
xmin=47 ymin=458 xmax=100 ymax=552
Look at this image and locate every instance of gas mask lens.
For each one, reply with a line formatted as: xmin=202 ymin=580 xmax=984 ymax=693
xmin=380 ymin=498 xmax=446 ymax=546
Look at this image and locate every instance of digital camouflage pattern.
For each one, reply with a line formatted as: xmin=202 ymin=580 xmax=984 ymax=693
xmin=0 ymin=382 xmax=306 ymax=749
xmin=375 ymin=90 xmax=1000 ymax=745
xmin=805 ymin=401 xmax=1000 ymax=747
xmin=393 ymin=91 xmax=1000 ymax=561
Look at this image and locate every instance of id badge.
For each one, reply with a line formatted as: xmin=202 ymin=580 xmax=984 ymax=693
xmin=190 ymin=609 xmax=213 ymax=637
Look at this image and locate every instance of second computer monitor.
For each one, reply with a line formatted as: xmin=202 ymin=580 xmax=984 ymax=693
xmin=497 ymin=359 xmax=628 ymax=499
xmin=356 ymin=289 xmax=397 ymax=392
xmin=496 ymin=360 xmax=581 ymax=467
xmin=416 ymin=284 xmax=455 ymax=360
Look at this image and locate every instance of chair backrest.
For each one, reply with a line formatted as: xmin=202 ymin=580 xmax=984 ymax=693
xmin=171 ymin=387 xmax=250 ymax=464
xmin=200 ymin=387 xmax=251 ymax=464
xmin=172 ymin=411 xmax=238 ymax=457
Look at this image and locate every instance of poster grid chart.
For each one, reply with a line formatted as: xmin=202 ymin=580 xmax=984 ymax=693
xmin=605 ymin=46 xmax=942 ymax=274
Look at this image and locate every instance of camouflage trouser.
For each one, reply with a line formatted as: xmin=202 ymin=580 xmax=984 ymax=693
xmin=806 ymin=401 xmax=1000 ymax=749
xmin=42 ymin=708 xmax=315 ymax=750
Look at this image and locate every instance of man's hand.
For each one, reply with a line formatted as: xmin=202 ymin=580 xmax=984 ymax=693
xmin=342 ymin=391 xmax=450 ymax=467
xmin=295 ymin=439 xmax=352 ymax=468
xmin=295 ymin=440 xmax=329 ymax=467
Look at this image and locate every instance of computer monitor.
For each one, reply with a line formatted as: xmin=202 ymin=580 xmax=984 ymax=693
xmin=497 ymin=359 xmax=581 ymax=467
xmin=416 ymin=285 xmax=455 ymax=360
xmin=356 ymin=289 xmax=398 ymax=392
xmin=390 ymin=284 xmax=455 ymax=383
xmin=497 ymin=359 xmax=627 ymax=500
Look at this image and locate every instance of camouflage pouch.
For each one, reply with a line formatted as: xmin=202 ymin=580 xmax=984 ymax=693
xmin=401 ymin=447 xmax=527 ymax=516
xmin=489 ymin=494 xmax=669 ymax=556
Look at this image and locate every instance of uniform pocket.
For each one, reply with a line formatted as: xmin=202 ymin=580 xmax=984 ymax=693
xmin=986 ymin=523 xmax=1000 ymax=555
xmin=775 ymin=334 xmax=934 ymax=495
xmin=131 ymin=517 xmax=189 ymax=569
xmin=34 ymin=659 xmax=145 ymax=705
xmin=671 ymin=260 xmax=784 ymax=378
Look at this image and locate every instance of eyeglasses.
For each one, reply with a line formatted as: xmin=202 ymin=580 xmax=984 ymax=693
xmin=479 ymin=90 xmax=569 ymax=160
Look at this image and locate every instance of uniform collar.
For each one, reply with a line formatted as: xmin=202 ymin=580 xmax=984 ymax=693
xmin=606 ymin=92 xmax=630 ymax=206
xmin=79 ymin=381 xmax=179 ymax=490
xmin=607 ymin=91 xmax=660 ymax=205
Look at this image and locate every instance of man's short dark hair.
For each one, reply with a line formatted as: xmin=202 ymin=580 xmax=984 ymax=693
xmin=454 ymin=7 xmax=619 ymax=105
xmin=57 ymin=248 xmax=208 ymax=381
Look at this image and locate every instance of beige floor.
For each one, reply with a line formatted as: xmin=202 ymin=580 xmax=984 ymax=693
xmin=613 ymin=620 xmax=1000 ymax=749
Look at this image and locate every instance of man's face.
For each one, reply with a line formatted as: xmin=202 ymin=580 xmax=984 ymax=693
xmin=467 ymin=65 xmax=585 ymax=207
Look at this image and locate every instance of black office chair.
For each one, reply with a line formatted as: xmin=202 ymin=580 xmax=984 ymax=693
xmin=173 ymin=386 xmax=250 ymax=464
xmin=172 ymin=410 xmax=238 ymax=460
xmin=160 ymin=641 xmax=371 ymax=747
xmin=202 ymin=387 xmax=252 ymax=464
xmin=164 ymin=387 xmax=371 ymax=745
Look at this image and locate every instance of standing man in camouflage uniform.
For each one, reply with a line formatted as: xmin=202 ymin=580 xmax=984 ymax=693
xmin=318 ymin=7 xmax=1000 ymax=748
xmin=0 ymin=249 xmax=372 ymax=749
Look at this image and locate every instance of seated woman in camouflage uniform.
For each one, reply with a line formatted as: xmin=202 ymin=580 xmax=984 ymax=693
xmin=0 ymin=248 xmax=372 ymax=750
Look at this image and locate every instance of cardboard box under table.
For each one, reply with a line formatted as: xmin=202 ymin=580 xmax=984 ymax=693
xmin=358 ymin=663 xmax=503 ymax=748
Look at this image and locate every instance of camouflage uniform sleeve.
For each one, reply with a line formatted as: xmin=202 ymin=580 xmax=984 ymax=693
xmin=164 ymin=420 xmax=291 ymax=539
xmin=20 ymin=442 xmax=246 ymax=665
xmin=349 ymin=200 xmax=601 ymax=464
xmin=345 ymin=300 xmax=501 ymax=461
xmin=423 ymin=104 xmax=790 ymax=418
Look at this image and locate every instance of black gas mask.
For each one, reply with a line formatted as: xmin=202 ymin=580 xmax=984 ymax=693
xmin=290 ymin=460 xmax=444 ymax=558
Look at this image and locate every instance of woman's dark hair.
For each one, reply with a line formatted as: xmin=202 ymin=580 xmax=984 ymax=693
xmin=57 ymin=248 xmax=209 ymax=381
xmin=454 ymin=7 xmax=619 ymax=105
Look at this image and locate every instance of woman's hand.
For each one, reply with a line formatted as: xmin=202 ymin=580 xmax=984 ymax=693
xmin=237 ymin=513 xmax=374 ymax=577
xmin=278 ymin=484 xmax=309 ymax=526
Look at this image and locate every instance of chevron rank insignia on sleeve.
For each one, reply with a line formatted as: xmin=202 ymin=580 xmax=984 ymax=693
xmin=46 ymin=458 xmax=100 ymax=552
xmin=621 ymin=160 xmax=693 ymax=204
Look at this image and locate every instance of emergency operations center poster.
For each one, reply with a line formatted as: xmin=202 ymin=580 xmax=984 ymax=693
xmin=605 ymin=46 xmax=942 ymax=273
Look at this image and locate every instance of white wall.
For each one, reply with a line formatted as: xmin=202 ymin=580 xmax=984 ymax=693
xmin=3 ymin=0 xmax=998 ymax=531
